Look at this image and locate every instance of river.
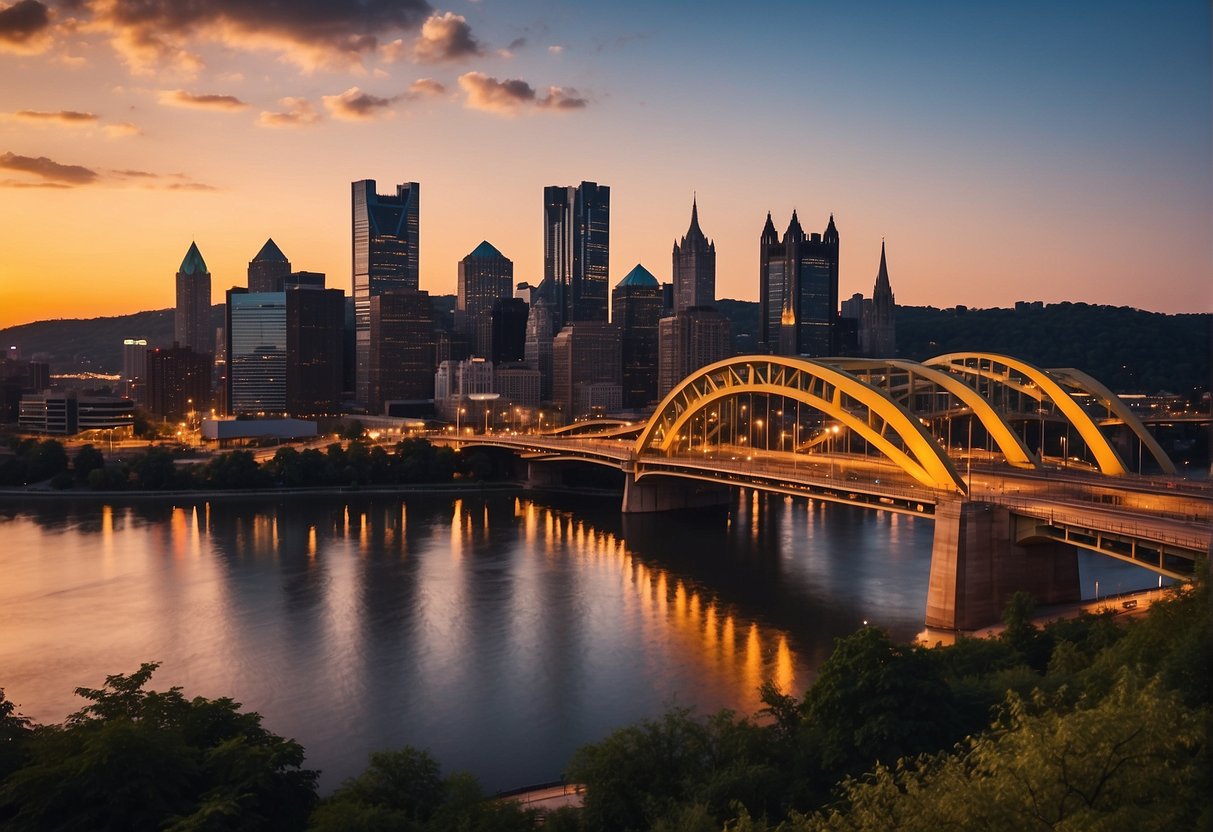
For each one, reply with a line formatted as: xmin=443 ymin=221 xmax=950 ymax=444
xmin=0 ymin=489 xmax=1148 ymax=793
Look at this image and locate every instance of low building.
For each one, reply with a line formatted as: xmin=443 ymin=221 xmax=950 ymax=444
xmin=201 ymin=417 xmax=317 ymax=445
xmin=18 ymin=392 xmax=134 ymax=436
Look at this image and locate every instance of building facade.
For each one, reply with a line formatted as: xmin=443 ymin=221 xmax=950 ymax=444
xmin=551 ymin=322 xmax=622 ymax=420
xmin=226 ymin=289 xmax=287 ymax=416
xmin=122 ymin=338 xmax=148 ymax=403
xmin=657 ymin=308 xmax=731 ymax=398
xmin=672 ymin=198 xmax=716 ymax=313
xmin=862 ymin=241 xmax=896 ymax=357
xmin=456 ymin=240 xmax=514 ymax=358
xmin=286 ymin=287 xmax=345 ymax=417
xmin=145 ymin=344 xmax=212 ymax=421
xmin=758 ymin=211 xmax=839 ymax=357
xmin=544 ymin=181 xmax=610 ymax=328
xmin=175 ymin=241 xmax=214 ymax=356
xmin=611 ymin=264 xmax=663 ymax=409
xmin=368 ymin=290 xmax=434 ymax=414
xmin=352 ymin=179 xmax=420 ymax=406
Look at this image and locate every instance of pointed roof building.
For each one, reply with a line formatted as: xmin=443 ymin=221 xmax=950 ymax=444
xmin=672 ymin=197 xmax=717 ymax=312
xmin=467 ymin=240 xmax=507 ymax=260
xmin=179 ymin=241 xmax=209 ymax=276
xmin=618 ymin=263 xmax=659 ymax=287
xmin=252 ymin=238 xmax=288 ymax=263
xmin=247 ymin=238 xmax=292 ymax=293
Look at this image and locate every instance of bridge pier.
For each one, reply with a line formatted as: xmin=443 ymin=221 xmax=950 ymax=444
xmin=925 ymin=498 xmax=1080 ymax=631
xmin=621 ymin=473 xmax=731 ymax=514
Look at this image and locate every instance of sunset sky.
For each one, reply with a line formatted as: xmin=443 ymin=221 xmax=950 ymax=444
xmin=0 ymin=0 xmax=1209 ymax=329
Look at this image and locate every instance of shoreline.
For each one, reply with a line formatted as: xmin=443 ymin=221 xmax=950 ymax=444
xmin=0 ymin=482 xmax=527 ymax=503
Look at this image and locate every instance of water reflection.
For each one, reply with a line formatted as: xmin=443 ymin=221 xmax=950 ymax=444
xmin=0 ymin=491 xmax=937 ymax=792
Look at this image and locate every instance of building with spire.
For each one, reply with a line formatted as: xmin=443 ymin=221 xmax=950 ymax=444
xmin=759 ymin=211 xmax=839 ymax=357
xmin=672 ymin=197 xmax=716 ymax=312
xmin=175 ymin=241 xmax=213 ymax=357
xmin=456 ymin=240 xmax=514 ymax=358
xmin=658 ymin=200 xmax=730 ymax=398
xmin=862 ymin=241 xmax=896 ymax=357
xmin=247 ymin=238 xmax=292 ymax=293
xmin=352 ymin=179 xmax=420 ymax=406
xmin=544 ymin=181 xmax=610 ymax=328
xmin=612 ymin=264 xmax=663 ymax=408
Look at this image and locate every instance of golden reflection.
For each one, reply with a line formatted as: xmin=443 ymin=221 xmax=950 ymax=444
xmin=359 ymin=512 xmax=368 ymax=552
xmin=101 ymin=504 xmax=113 ymax=562
xmin=191 ymin=506 xmax=201 ymax=557
xmin=343 ymin=505 xmax=350 ymax=537
xmin=171 ymin=506 xmax=188 ymax=559
xmin=774 ymin=635 xmax=795 ymax=694
xmin=520 ymin=500 xmax=804 ymax=712
xmin=307 ymin=526 xmax=317 ymax=558
xmin=451 ymin=499 xmax=464 ymax=560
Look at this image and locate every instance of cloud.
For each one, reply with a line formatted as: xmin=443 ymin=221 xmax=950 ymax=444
xmin=0 ymin=151 xmax=98 ymax=184
xmin=76 ymin=0 xmax=433 ymax=72
xmin=0 ymin=0 xmax=51 ymax=53
xmin=322 ymin=86 xmax=397 ymax=120
xmin=159 ymin=89 xmax=249 ymax=111
xmin=547 ymin=44 xmax=563 ymax=54
xmin=103 ymin=120 xmax=140 ymax=137
xmin=458 ymin=72 xmax=588 ymax=115
xmin=12 ymin=109 xmax=98 ymax=124
xmin=258 ymin=96 xmax=320 ymax=127
xmin=413 ymin=11 xmax=480 ymax=62
xmin=407 ymin=77 xmax=444 ymax=97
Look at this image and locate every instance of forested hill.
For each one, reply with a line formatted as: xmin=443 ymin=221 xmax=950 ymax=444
xmin=3 ymin=300 xmax=1207 ymax=396
xmin=895 ymin=304 xmax=1209 ymax=396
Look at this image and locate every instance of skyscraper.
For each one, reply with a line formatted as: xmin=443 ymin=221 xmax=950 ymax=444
xmin=146 ymin=344 xmax=212 ymax=421
xmin=758 ymin=211 xmax=839 ymax=357
xmin=551 ymin=323 xmax=622 ymax=419
xmin=456 ymin=240 xmax=513 ymax=357
xmin=247 ymin=238 xmax=292 ymax=293
xmin=612 ymin=264 xmax=662 ymax=408
xmin=175 ymin=241 xmax=213 ymax=356
xmin=286 ymin=287 xmax=345 ymax=417
xmin=490 ymin=297 xmax=529 ymax=364
xmin=368 ymin=291 xmax=435 ymax=414
xmin=524 ymin=280 xmax=557 ymax=400
xmin=672 ymin=198 xmax=716 ymax=312
xmin=226 ymin=288 xmax=287 ymax=416
xmin=122 ymin=338 xmax=147 ymax=403
xmin=544 ymin=181 xmax=610 ymax=328
xmin=352 ymin=179 xmax=420 ymax=405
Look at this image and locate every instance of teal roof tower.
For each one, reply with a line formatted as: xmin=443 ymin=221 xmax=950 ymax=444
xmin=467 ymin=240 xmax=506 ymax=260
xmin=617 ymin=263 xmax=659 ymax=287
xmin=178 ymin=241 xmax=209 ymax=276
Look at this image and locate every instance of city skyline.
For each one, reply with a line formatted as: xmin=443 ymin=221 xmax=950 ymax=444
xmin=0 ymin=1 xmax=1210 ymax=329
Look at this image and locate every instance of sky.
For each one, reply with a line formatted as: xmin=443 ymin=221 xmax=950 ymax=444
xmin=0 ymin=0 xmax=1209 ymax=329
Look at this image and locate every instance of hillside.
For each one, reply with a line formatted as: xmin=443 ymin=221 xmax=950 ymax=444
xmin=2 ymin=299 xmax=1207 ymax=395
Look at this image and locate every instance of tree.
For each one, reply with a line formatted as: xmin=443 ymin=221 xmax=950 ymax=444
xmin=0 ymin=663 xmax=317 ymax=831
xmin=0 ymin=689 xmax=32 ymax=782
xmin=72 ymin=443 xmax=106 ymax=482
xmin=26 ymin=439 xmax=68 ymax=483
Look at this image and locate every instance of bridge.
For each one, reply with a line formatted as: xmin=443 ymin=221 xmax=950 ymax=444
xmin=438 ymin=354 xmax=1210 ymax=631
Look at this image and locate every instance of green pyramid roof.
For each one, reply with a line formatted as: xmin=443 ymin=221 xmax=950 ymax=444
xmin=178 ymin=241 xmax=208 ymax=276
xmin=252 ymin=238 xmax=288 ymax=263
xmin=617 ymin=263 xmax=658 ymax=287
xmin=467 ymin=240 xmax=506 ymax=259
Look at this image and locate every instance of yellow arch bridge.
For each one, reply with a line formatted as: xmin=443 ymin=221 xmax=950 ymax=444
xmin=442 ymin=354 xmax=1208 ymax=632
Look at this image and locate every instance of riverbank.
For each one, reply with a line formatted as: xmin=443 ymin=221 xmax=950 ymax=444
xmin=0 ymin=481 xmax=526 ymax=502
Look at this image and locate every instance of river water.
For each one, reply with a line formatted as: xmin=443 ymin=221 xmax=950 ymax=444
xmin=0 ymin=490 xmax=1146 ymax=792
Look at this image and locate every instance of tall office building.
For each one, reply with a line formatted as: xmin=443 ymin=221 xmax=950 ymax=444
xmin=122 ymin=338 xmax=148 ymax=403
xmin=612 ymin=264 xmax=662 ymax=409
xmin=146 ymin=344 xmax=212 ymax=421
xmin=368 ymin=291 xmax=434 ymax=414
xmin=657 ymin=308 xmax=730 ymax=399
xmin=352 ymin=179 xmax=420 ymax=405
xmin=544 ymin=181 xmax=610 ymax=328
xmin=524 ymin=280 xmax=557 ymax=400
xmin=175 ymin=241 xmax=213 ymax=356
xmin=758 ymin=211 xmax=839 ymax=357
xmin=247 ymin=238 xmax=292 ymax=293
xmin=287 ymin=287 xmax=345 ymax=417
xmin=491 ymin=297 xmax=529 ymax=364
xmin=551 ymin=322 xmax=622 ymax=419
xmin=672 ymin=198 xmax=716 ymax=312
xmin=226 ymin=289 xmax=287 ymax=416
xmin=456 ymin=240 xmax=514 ymax=357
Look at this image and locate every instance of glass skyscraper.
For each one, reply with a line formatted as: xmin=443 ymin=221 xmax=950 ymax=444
xmin=544 ymin=181 xmax=609 ymax=328
xmin=759 ymin=211 xmax=839 ymax=357
xmin=226 ymin=289 xmax=287 ymax=416
xmin=352 ymin=180 xmax=420 ymax=406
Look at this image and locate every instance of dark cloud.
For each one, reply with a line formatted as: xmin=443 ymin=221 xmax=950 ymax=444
xmin=458 ymin=72 xmax=588 ymax=115
xmin=13 ymin=109 xmax=98 ymax=123
xmin=159 ymin=89 xmax=249 ymax=110
xmin=258 ymin=97 xmax=320 ymax=128
xmin=0 ymin=0 xmax=50 ymax=51
xmin=77 ymin=0 xmax=432 ymax=70
xmin=322 ymin=86 xmax=398 ymax=120
xmin=0 ymin=150 xmax=98 ymax=184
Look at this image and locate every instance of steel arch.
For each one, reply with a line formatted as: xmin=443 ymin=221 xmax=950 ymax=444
xmin=634 ymin=355 xmax=967 ymax=493
xmin=830 ymin=358 xmax=1039 ymax=469
xmin=926 ymin=353 xmax=1131 ymax=476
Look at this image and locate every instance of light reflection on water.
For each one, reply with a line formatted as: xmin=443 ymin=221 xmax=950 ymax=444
xmin=0 ymin=491 xmax=943 ymax=792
